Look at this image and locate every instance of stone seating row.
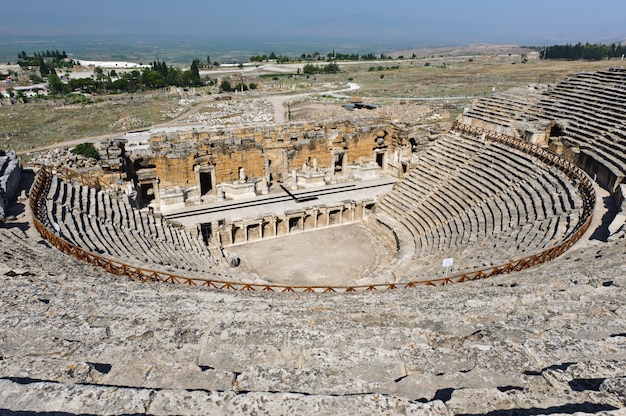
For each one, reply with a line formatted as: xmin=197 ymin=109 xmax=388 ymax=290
xmin=46 ymin=177 xmax=222 ymax=277
xmin=462 ymin=89 xmax=545 ymax=129
xmin=464 ymin=72 xmax=626 ymax=141
xmin=569 ymin=70 xmax=626 ymax=92
xmin=537 ymin=83 xmax=626 ymax=182
xmin=555 ymin=79 xmax=626 ymax=104
xmin=376 ymin=133 xmax=583 ymax=280
xmin=403 ymin=212 xmax=571 ymax=278
xmin=540 ymin=98 xmax=620 ymax=137
xmin=550 ymin=85 xmax=626 ymax=120
xmin=462 ymin=70 xmax=626 ymax=188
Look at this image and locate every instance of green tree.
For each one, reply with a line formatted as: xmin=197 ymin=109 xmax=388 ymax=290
xmin=219 ymin=79 xmax=232 ymax=92
xmin=323 ymin=62 xmax=340 ymax=73
xmin=302 ymin=63 xmax=317 ymax=74
xmin=38 ymin=57 xmax=50 ymax=76
xmin=48 ymin=73 xmax=64 ymax=94
xmin=190 ymin=59 xmax=201 ymax=85
xmin=141 ymin=69 xmax=165 ymax=89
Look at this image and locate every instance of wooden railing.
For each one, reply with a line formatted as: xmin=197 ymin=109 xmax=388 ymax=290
xmin=29 ymin=126 xmax=596 ymax=292
xmin=31 ymin=164 xmax=112 ymax=191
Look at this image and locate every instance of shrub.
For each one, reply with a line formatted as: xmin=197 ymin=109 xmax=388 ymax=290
xmin=71 ymin=142 xmax=100 ymax=160
xmin=219 ymin=80 xmax=233 ymax=92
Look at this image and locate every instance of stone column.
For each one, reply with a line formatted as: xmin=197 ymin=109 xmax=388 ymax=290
xmin=291 ymin=170 xmax=297 ymax=190
xmin=228 ymin=224 xmax=235 ymax=246
xmin=152 ymin=179 xmax=160 ymax=208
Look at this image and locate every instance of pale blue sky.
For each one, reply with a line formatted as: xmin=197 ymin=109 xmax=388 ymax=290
xmin=2 ymin=0 xmax=625 ymax=46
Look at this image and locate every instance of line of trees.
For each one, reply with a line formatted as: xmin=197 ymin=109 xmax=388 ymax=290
xmin=249 ymin=50 xmax=396 ymax=64
xmin=219 ymin=79 xmax=257 ymax=92
xmin=48 ymin=59 xmax=210 ymax=95
xmin=250 ymin=52 xmax=290 ymax=63
xmin=140 ymin=59 xmax=203 ymax=88
xmin=17 ymin=50 xmax=77 ymax=75
xmin=540 ymin=43 xmax=626 ymax=60
xmin=302 ymin=62 xmax=340 ymax=75
xmin=19 ymin=50 xmax=68 ymax=60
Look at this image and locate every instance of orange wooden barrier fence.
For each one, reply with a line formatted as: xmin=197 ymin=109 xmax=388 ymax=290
xmin=29 ymin=126 xmax=595 ymax=292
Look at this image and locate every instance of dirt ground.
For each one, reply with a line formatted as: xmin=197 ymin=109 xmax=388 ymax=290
xmin=288 ymin=101 xmax=444 ymax=125
xmin=229 ymin=224 xmax=391 ymax=287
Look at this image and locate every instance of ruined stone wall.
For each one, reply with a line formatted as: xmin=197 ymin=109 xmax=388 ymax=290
xmin=153 ymin=155 xmax=196 ymax=189
xmin=0 ymin=151 xmax=22 ymax=221
xmin=146 ymin=119 xmax=407 ymax=196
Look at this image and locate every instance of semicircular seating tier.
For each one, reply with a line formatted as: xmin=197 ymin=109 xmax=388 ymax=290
xmin=41 ymin=175 xmax=258 ymax=282
xmin=374 ymin=132 xmax=586 ymax=281
xmin=460 ymin=68 xmax=626 ymax=192
xmin=37 ymin=127 xmax=590 ymax=288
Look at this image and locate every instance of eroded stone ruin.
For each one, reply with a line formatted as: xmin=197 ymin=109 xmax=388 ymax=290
xmin=0 ymin=149 xmax=21 ymax=223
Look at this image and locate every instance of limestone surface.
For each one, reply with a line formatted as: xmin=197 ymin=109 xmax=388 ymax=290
xmin=0 ymin=222 xmax=625 ymax=414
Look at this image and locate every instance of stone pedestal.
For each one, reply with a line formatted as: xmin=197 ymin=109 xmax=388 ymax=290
xmin=222 ymin=181 xmax=257 ymax=200
xmin=159 ymin=188 xmax=186 ymax=209
xmin=259 ymin=178 xmax=269 ymax=195
xmin=296 ymin=171 xmax=326 ymax=188
xmin=350 ymin=162 xmax=381 ymax=180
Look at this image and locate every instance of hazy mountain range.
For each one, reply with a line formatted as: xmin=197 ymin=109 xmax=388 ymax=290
xmin=1 ymin=0 xmax=625 ymax=64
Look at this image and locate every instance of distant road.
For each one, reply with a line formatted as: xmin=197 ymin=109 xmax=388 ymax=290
xmin=16 ymin=132 xmax=126 ymax=156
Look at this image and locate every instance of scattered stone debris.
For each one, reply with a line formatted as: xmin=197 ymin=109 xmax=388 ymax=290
xmin=109 ymin=116 xmax=148 ymax=130
xmin=186 ymin=99 xmax=274 ymax=125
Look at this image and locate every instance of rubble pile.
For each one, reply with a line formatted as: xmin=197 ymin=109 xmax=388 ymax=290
xmin=186 ymin=99 xmax=274 ymax=125
xmin=109 ymin=116 xmax=148 ymax=130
